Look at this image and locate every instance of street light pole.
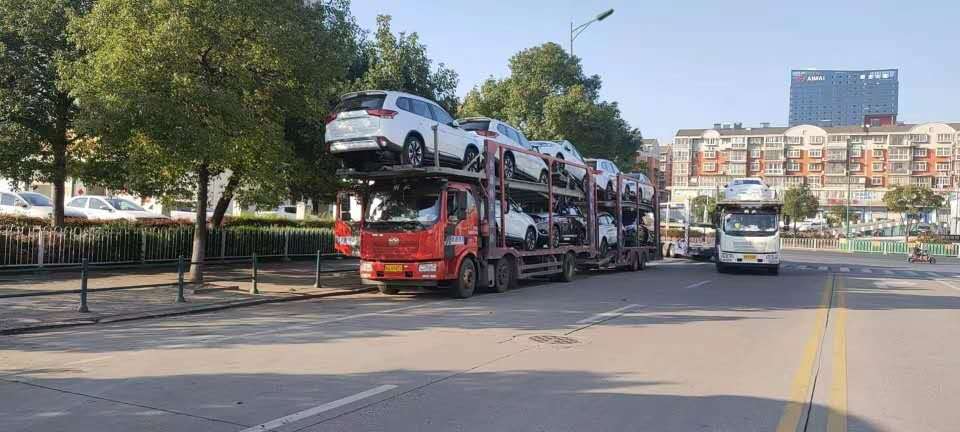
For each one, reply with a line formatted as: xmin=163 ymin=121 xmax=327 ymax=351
xmin=569 ymin=8 xmax=614 ymax=55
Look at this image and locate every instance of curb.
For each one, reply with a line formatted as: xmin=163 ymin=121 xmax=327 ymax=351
xmin=0 ymin=287 xmax=376 ymax=335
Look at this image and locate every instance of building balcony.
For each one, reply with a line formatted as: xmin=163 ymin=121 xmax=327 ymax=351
xmin=888 ymin=155 xmax=911 ymax=162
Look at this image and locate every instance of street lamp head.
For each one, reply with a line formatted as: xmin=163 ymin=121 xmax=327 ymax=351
xmin=596 ymin=9 xmax=614 ymax=21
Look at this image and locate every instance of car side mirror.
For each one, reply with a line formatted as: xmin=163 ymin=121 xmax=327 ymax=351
xmin=449 ymin=120 xmax=460 ymax=128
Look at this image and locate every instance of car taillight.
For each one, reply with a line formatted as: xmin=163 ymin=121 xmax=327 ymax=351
xmin=324 ymin=112 xmax=338 ymax=125
xmin=366 ymin=109 xmax=398 ymax=119
xmin=474 ymin=130 xmax=498 ymax=138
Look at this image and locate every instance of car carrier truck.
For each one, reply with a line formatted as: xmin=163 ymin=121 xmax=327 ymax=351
xmin=714 ymin=178 xmax=783 ymax=274
xmin=334 ymin=138 xmax=660 ymax=298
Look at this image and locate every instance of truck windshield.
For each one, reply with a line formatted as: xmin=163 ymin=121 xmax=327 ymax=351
xmin=723 ymin=212 xmax=778 ymax=237
xmin=366 ymin=187 xmax=441 ymax=230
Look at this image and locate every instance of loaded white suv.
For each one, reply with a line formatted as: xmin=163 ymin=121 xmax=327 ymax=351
xmin=325 ymin=90 xmax=483 ymax=171
xmin=457 ymin=117 xmax=549 ymax=182
xmin=530 ymin=140 xmax=588 ymax=187
xmin=586 ymin=158 xmax=639 ymax=201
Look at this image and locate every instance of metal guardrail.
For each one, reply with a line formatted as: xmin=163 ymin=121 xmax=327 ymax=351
xmin=781 ymin=237 xmax=960 ymax=257
xmin=0 ymin=226 xmax=334 ymax=268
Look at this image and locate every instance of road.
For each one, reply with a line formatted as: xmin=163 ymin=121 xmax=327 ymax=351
xmin=2 ymin=251 xmax=958 ymax=431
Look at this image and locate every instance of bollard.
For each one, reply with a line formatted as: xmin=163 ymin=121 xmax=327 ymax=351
xmin=250 ymin=253 xmax=260 ymax=294
xmin=78 ymin=259 xmax=90 ymax=313
xmin=176 ymin=255 xmax=187 ymax=303
xmin=314 ymin=250 xmax=322 ymax=288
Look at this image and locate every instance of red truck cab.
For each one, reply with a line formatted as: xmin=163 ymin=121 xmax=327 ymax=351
xmin=357 ymin=180 xmax=481 ymax=296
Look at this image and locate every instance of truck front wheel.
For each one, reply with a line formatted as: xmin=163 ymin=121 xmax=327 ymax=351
xmin=768 ymin=266 xmax=779 ymax=275
xmin=450 ymin=258 xmax=477 ymax=299
xmin=716 ymin=262 xmax=728 ymax=274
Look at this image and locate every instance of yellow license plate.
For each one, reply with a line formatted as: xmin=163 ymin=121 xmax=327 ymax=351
xmin=743 ymin=255 xmax=757 ymax=262
xmin=384 ymin=264 xmax=404 ymax=273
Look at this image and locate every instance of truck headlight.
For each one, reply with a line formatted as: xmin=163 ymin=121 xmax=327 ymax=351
xmin=418 ymin=263 xmax=438 ymax=273
xmin=360 ymin=262 xmax=373 ymax=272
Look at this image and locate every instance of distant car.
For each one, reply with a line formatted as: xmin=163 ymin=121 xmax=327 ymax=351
xmin=0 ymin=191 xmax=86 ymax=219
xmin=325 ymin=90 xmax=482 ymax=171
xmin=624 ymin=172 xmax=656 ymax=204
xmin=493 ymin=199 xmax=539 ymax=251
xmin=257 ymin=205 xmax=299 ymax=220
xmin=66 ymin=195 xmax=168 ymax=221
xmin=530 ymin=202 xmax=587 ymax=248
xmin=458 ymin=117 xmax=549 ymax=183
xmin=585 ymin=158 xmax=638 ymax=201
xmin=530 ymin=140 xmax=588 ymax=187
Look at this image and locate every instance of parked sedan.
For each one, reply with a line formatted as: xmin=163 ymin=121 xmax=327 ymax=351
xmin=586 ymin=158 xmax=639 ymax=201
xmin=493 ymin=199 xmax=539 ymax=251
xmin=530 ymin=140 xmax=588 ymax=188
xmin=66 ymin=195 xmax=168 ymax=221
xmin=0 ymin=191 xmax=86 ymax=219
xmin=458 ymin=117 xmax=549 ymax=183
xmin=325 ymin=90 xmax=482 ymax=171
xmin=530 ymin=202 xmax=587 ymax=248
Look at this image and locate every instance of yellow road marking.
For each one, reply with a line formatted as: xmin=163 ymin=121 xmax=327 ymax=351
xmin=828 ymin=278 xmax=848 ymax=432
xmin=775 ymin=275 xmax=834 ymax=432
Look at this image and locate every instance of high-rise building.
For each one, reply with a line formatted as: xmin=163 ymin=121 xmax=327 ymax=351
xmin=789 ymin=69 xmax=899 ymax=127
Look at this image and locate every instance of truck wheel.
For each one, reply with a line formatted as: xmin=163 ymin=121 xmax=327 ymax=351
xmin=551 ymin=225 xmax=561 ymax=249
xmin=493 ymin=258 xmax=512 ymax=293
xmin=378 ymin=286 xmax=399 ymax=295
xmin=768 ymin=266 xmax=779 ymax=275
xmin=450 ymin=258 xmax=477 ymax=299
xmin=638 ymin=252 xmax=647 ymax=271
xmin=402 ymin=135 xmax=424 ymax=167
xmin=552 ymin=252 xmax=576 ymax=282
xmin=539 ymin=170 xmax=549 ymax=184
xmin=503 ymin=153 xmax=517 ymax=179
xmin=716 ymin=262 xmax=728 ymax=273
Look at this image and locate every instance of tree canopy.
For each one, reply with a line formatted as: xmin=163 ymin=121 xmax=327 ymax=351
xmin=690 ymin=195 xmax=717 ymax=225
xmin=460 ymin=42 xmax=641 ymax=167
xmin=782 ymin=183 xmax=819 ymax=230
xmin=883 ymin=185 xmax=944 ymax=241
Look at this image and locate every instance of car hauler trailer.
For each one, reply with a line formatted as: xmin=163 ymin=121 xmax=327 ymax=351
xmin=714 ymin=179 xmax=783 ymax=275
xmin=335 ymin=138 xmax=660 ymax=298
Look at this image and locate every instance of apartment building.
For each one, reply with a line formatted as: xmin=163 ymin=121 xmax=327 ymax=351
xmin=670 ymin=122 xmax=960 ymax=221
xmin=656 ymin=144 xmax=672 ymax=202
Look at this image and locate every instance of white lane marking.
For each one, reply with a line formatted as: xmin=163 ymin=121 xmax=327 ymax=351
xmin=576 ymin=304 xmax=640 ymax=325
xmin=882 ymin=269 xmax=895 ymax=275
xmin=926 ymin=272 xmax=944 ymax=278
xmin=861 ymin=268 xmax=872 ymax=274
xmin=62 ymin=356 xmax=114 ymax=366
xmin=901 ymin=270 xmax=918 ymax=277
xmin=936 ymin=280 xmax=960 ymax=291
xmin=684 ymin=280 xmax=712 ymax=289
xmin=796 ymin=265 xmax=809 ymax=271
xmin=838 ymin=267 xmax=851 ymax=273
xmin=239 ymin=385 xmax=397 ymax=432
xmin=818 ymin=266 xmax=829 ymax=271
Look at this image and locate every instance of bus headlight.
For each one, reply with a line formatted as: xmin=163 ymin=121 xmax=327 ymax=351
xmin=418 ymin=263 xmax=438 ymax=273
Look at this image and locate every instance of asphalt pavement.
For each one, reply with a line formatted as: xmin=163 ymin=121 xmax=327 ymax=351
xmin=1 ymin=251 xmax=958 ymax=431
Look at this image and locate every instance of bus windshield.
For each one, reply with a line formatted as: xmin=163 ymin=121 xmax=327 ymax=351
xmin=723 ymin=212 xmax=778 ymax=237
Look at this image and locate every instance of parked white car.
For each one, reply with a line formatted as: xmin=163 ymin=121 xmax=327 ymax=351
xmin=0 ymin=191 xmax=86 ymax=219
xmin=586 ymin=158 xmax=638 ymax=201
xmin=493 ymin=199 xmax=539 ymax=251
xmin=66 ymin=196 xmax=168 ymax=221
xmin=257 ymin=205 xmax=299 ymax=220
xmin=325 ymin=90 xmax=482 ymax=171
xmin=457 ymin=117 xmax=549 ymax=182
xmin=625 ymin=172 xmax=656 ymax=204
xmin=530 ymin=140 xmax=588 ymax=187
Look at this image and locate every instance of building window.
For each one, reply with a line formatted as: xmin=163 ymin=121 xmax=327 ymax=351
xmin=871 ymin=176 xmax=883 ymax=186
xmin=937 ymin=162 xmax=950 ymax=172
xmin=703 ymin=150 xmax=716 ymax=159
xmin=788 ymin=161 xmax=801 ymax=171
xmin=786 ymin=136 xmax=803 ymax=145
xmin=764 ymin=136 xmax=784 ymax=144
xmin=937 ymin=177 xmax=951 ymax=188
xmin=913 ymin=162 xmax=928 ymax=172
xmin=750 ymin=161 xmax=761 ymax=171
xmin=809 ymin=136 xmax=825 ymax=145
xmin=808 ymin=163 xmax=822 ymax=171
xmin=872 ymin=162 xmax=884 ymax=171
xmin=849 ymin=148 xmax=863 ymax=158
xmin=937 ymin=133 xmax=953 ymax=143
xmin=872 ymin=135 xmax=886 ymax=144
xmin=787 ymin=149 xmax=801 ymax=158
xmin=913 ymin=148 xmax=928 ymax=157
xmin=909 ymin=134 xmax=929 ymax=143
xmin=872 ymin=149 xmax=884 ymax=158
xmin=936 ymin=147 xmax=953 ymax=157
xmin=829 ymin=135 xmax=848 ymax=143
xmin=808 ymin=149 xmax=822 ymax=158
xmin=703 ymin=162 xmax=716 ymax=172
xmin=749 ymin=149 xmax=762 ymax=158
xmin=807 ymin=176 xmax=822 ymax=187
xmin=850 ymin=163 xmax=862 ymax=172
xmin=728 ymin=151 xmax=747 ymax=162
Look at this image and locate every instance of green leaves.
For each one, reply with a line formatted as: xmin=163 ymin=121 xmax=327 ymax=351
xmin=690 ymin=195 xmax=717 ymax=225
xmin=783 ymin=183 xmax=819 ymax=227
xmin=460 ymin=42 xmax=639 ymax=168
xmin=883 ymin=185 xmax=944 ymax=215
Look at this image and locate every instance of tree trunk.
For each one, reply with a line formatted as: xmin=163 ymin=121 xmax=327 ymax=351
xmin=51 ymin=118 xmax=69 ymax=228
xmin=211 ymin=169 xmax=242 ymax=227
xmin=189 ymin=163 xmax=210 ymax=284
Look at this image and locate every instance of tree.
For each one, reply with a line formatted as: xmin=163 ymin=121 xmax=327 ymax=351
xmin=460 ymin=42 xmax=640 ymax=167
xmin=64 ymin=0 xmax=335 ymax=282
xmin=826 ymin=206 xmax=858 ymax=228
xmin=782 ymin=183 xmax=819 ymax=231
xmin=690 ymin=195 xmax=717 ymax=225
xmin=0 ymin=0 xmax=93 ymax=226
xmin=883 ymin=185 xmax=944 ymax=243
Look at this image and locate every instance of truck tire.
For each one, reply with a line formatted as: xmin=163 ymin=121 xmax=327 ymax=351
xmin=716 ymin=262 xmax=728 ymax=273
xmin=493 ymin=258 xmax=512 ymax=293
xmin=378 ymin=286 xmax=399 ymax=295
xmin=450 ymin=258 xmax=477 ymax=299
xmin=552 ymin=252 xmax=576 ymax=282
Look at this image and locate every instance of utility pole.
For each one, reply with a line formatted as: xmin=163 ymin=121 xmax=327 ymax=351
xmin=569 ymin=8 xmax=615 ymax=55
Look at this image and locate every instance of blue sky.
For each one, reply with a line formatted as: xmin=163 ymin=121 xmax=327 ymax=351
xmin=351 ymin=0 xmax=960 ymax=145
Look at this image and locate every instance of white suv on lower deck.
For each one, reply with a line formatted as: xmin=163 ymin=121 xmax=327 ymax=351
xmin=325 ymin=90 xmax=482 ymax=171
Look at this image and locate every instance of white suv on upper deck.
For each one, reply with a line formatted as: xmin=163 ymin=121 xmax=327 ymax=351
xmin=457 ymin=117 xmax=549 ymax=182
xmin=325 ymin=90 xmax=483 ymax=171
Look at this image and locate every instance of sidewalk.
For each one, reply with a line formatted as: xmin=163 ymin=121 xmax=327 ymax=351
xmin=0 ymin=259 xmax=364 ymax=334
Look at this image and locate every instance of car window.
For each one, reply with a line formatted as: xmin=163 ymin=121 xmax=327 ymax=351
xmin=68 ymin=197 xmax=87 ymax=208
xmin=0 ymin=193 xmax=14 ymax=206
xmin=395 ymin=97 xmax=411 ymax=112
xmin=335 ymin=94 xmax=386 ymax=113
xmin=409 ymin=99 xmax=432 ymax=119
xmin=429 ymin=104 xmax=454 ymax=125
xmin=496 ymin=124 xmax=510 ymax=138
xmin=503 ymin=127 xmax=521 ymax=145
xmin=20 ymin=193 xmax=52 ymax=206
xmin=514 ymin=129 xmax=531 ymax=148
xmin=106 ymin=198 xmax=145 ymax=211
xmin=283 ymin=206 xmax=296 ymax=214
xmin=90 ymin=199 xmax=111 ymax=210
xmin=459 ymin=120 xmax=491 ymax=132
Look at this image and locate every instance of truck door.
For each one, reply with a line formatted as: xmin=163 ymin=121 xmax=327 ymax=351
xmin=334 ymin=191 xmax=361 ymax=257
xmin=443 ymin=186 xmax=477 ymax=273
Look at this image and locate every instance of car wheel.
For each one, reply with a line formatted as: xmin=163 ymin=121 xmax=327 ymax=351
xmin=551 ymin=225 xmax=561 ymax=248
xmin=599 ymin=238 xmax=609 ymax=256
xmin=930 ymin=257 xmax=936 ymax=264
xmin=402 ymin=135 xmax=424 ymax=167
xmin=503 ymin=153 xmax=517 ymax=180
xmin=493 ymin=257 xmax=513 ymax=293
xmin=539 ymin=170 xmax=549 ymax=184
xmin=524 ymin=227 xmax=537 ymax=251
xmin=449 ymin=258 xmax=477 ymax=299
xmin=463 ymin=146 xmax=480 ymax=172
